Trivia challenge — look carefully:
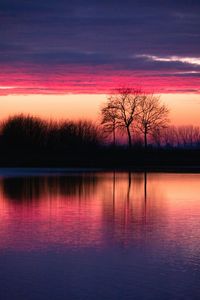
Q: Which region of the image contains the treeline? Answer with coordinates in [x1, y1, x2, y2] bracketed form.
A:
[159, 126, 200, 148]
[0, 114, 200, 168]
[0, 115, 100, 152]
[0, 115, 102, 166]
[1, 115, 200, 151]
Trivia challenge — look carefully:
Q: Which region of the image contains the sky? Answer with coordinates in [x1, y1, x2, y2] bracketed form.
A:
[0, 0, 200, 125]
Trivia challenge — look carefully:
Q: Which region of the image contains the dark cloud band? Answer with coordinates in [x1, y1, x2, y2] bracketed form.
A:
[0, 0, 200, 94]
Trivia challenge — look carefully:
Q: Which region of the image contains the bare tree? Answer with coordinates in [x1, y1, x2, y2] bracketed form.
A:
[101, 101, 119, 146]
[137, 94, 169, 148]
[101, 87, 142, 148]
[162, 126, 177, 147]
[176, 126, 200, 147]
[160, 125, 200, 148]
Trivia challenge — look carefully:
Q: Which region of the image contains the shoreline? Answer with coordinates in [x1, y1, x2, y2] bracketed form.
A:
[1, 165, 200, 177]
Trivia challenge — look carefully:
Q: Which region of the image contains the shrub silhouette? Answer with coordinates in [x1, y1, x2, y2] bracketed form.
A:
[45, 120, 100, 152]
[1, 115, 48, 152]
[0, 115, 100, 156]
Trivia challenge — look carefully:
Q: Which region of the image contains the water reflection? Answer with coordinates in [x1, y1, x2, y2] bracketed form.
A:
[0, 172, 200, 253]
[1, 174, 98, 202]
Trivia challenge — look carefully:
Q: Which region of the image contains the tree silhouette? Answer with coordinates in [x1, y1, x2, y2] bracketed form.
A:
[101, 87, 142, 148]
[1, 114, 48, 151]
[101, 100, 119, 146]
[137, 94, 169, 148]
[161, 125, 200, 148]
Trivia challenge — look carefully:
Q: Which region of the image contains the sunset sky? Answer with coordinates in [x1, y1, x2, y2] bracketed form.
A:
[0, 0, 200, 125]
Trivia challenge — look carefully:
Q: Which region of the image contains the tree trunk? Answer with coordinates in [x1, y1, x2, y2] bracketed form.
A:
[113, 128, 116, 146]
[127, 126, 132, 148]
[112, 120, 116, 147]
[144, 126, 147, 149]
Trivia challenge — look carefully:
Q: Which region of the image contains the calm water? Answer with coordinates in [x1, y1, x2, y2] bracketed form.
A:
[0, 171, 200, 300]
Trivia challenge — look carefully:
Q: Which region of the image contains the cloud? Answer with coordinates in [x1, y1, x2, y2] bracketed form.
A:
[0, 65, 200, 95]
[137, 55, 200, 66]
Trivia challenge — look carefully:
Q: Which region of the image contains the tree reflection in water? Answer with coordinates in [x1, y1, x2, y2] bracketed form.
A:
[1, 172, 199, 251]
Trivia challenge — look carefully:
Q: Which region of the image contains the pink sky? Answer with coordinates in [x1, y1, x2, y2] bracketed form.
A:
[1, 0, 200, 128]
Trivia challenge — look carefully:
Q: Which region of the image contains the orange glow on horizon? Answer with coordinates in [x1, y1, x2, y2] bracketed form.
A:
[0, 94, 102, 122]
[0, 93, 200, 126]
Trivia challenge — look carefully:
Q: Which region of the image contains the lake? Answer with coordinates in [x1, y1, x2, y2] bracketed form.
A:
[0, 171, 200, 300]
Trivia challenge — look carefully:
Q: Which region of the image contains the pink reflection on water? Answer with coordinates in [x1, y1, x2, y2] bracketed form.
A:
[0, 173, 200, 253]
